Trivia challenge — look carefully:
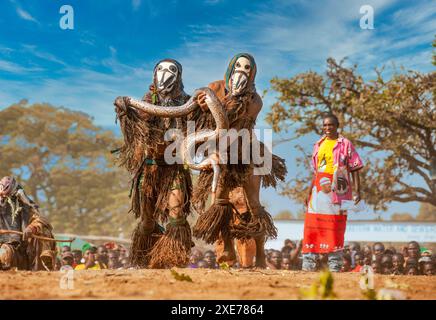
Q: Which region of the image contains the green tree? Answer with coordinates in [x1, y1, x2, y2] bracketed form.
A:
[266, 54, 436, 211]
[0, 100, 134, 236]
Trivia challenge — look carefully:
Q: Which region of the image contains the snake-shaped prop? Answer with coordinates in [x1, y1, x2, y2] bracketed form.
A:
[114, 87, 229, 193]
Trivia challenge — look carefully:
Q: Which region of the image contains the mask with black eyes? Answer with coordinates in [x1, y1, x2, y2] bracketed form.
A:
[154, 61, 179, 94]
[229, 56, 252, 96]
[0, 176, 17, 206]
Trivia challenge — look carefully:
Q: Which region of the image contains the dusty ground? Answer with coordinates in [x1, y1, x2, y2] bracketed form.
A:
[0, 269, 434, 300]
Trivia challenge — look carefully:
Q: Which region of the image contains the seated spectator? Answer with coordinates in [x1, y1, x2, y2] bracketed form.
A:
[372, 242, 385, 261]
[381, 254, 393, 275]
[386, 246, 397, 255]
[343, 244, 351, 256]
[421, 249, 432, 258]
[422, 260, 434, 276]
[203, 250, 218, 269]
[281, 246, 292, 256]
[103, 241, 117, 250]
[118, 245, 129, 260]
[349, 241, 361, 253]
[71, 250, 83, 267]
[318, 253, 329, 270]
[349, 242, 361, 267]
[405, 257, 419, 267]
[405, 257, 419, 275]
[392, 253, 405, 275]
[96, 245, 109, 269]
[61, 252, 74, 268]
[188, 254, 201, 268]
[284, 239, 296, 250]
[75, 249, 101, 270]
[289, 240, 303, 270]
[266, 249, 275, 261]
[108, 250, 121, 269]
[341, 254, 352, 272]
[384, 248, 395, 256]
[191, 248, 204, 261]
[418, 256, 432, 273]
[351, 252, 364, 272]
[363, 255, 371, 267]
[371, 260, 381, 274]
[281, 257, 292, 270]
[405, 264, 419, 275]
[403, 241, 421, 263]
[61, 245, 71, 255]
[120, 258, 130, 269]
[363, 245, 372, 259]
[266, 250, 282, 270]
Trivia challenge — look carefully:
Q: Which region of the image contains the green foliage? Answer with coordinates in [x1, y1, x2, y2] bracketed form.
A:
[219, 262, 230, 270]
[170, 269, 193, 282]
[299, 269, 336, 299]
[266, 52, 436, 210]
[0, 101, 135, 236]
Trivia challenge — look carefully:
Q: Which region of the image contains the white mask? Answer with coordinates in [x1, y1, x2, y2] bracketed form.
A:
[155, 61, 178, 93]
[230, 57, 251, 96]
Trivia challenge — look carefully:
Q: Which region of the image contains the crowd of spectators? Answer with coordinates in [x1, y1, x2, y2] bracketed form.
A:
[56, 242, 130, 271]
[55, 240, 435, 275]
[186, 240, 435, 276]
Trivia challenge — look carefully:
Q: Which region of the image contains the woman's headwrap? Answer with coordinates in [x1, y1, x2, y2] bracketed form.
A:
[152, 58, 185, 97]
[224, 53, 257, 96]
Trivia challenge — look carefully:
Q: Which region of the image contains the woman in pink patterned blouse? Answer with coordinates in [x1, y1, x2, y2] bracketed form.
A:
[302, 114, 364, 272]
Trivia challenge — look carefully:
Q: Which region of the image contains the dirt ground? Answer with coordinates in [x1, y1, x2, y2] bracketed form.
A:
[0, 269, 434, 300]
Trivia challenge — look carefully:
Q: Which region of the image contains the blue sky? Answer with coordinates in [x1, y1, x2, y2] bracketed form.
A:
[0, 0, 435, 219]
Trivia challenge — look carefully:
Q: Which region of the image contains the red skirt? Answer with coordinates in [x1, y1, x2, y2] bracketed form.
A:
[302, 172, 347, 254]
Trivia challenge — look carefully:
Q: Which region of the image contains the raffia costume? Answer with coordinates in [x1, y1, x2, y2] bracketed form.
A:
[191, 54, 287, 264]
[0, 178, 56, 271]
[114, 59, 193, 268]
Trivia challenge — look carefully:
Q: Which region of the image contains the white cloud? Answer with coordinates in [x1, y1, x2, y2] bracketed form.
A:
[0, 52, 153, 126]
[0, 46, 14, 55]
[21, 44, 67, 66]
[0, 59, 43, 74]
[16, 7, 38, 23]
[176, 0, 434, 92]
